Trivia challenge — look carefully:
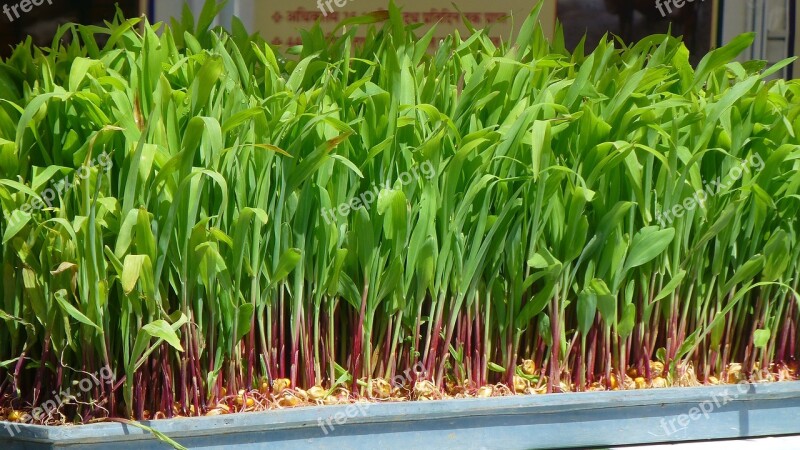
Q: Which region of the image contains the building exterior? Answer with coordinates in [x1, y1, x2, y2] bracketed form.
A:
[151, 1, 796, 77]
[0, 1, 796, 78]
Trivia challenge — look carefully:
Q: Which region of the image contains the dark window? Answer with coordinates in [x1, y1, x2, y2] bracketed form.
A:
[558, 0, 713, 63]
[1, 0, 140, 57]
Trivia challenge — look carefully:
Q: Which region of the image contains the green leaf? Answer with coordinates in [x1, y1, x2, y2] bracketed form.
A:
[54, 290, 102, 332]
[270, 248, 302, 286]
[691, 33, 755, 90]
[236, 303, 255, 341]
[487, 362, 506, 373]
[653, 269, 687, 303]
[121, 255, 153, 295]
[623, 226, 675, 272]
[577, 288, 597, 336]
[618, 304, 636, 339]
[753, 329, 770, 349]
[722, 254, 765, 293]
[591, 279, 616, 325]
[2, 211, 31, 244]
[142, 320, 184, 352]
[763, 230, 790, 281]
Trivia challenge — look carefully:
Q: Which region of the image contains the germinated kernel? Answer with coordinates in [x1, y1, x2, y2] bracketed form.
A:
[651, 377, 667, 388]
[272, 378, 291, 394]
[587, 382, 605, 392]
[622, 376, 636, 390]
[293, 388, 309, 402]
[370, 378, 392, 399]
[649, 361, 664, 377]
[634, 377, 647, 389]
[215, 403, 230, 412]
[512, 375, 529, 393]
[278, 393, 301, 407]
[234, 390, 250, 408]
[609, 373, 619, 390]
[307, 385, 327, 401]
[476, 385, 494, 397]
[726, 363, 744, 384]
[413, 380, 436, 398]
[521, 359, 536, 376]
[787, 360, 798, 376]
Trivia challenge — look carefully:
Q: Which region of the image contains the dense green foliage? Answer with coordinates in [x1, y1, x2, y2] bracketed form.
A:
[0, 1, 798, 422]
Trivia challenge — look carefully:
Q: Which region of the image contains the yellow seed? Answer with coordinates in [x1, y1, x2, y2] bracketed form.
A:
[234, 390, 246, 408]
[8, 410, 23, 422]
[787, 360, 798, 376]
[272, 378, 291, 394]
[634, 377, 647, 389]
[651, 377, 667, 388]
[726, 363, 744, 384]
[707, 376, 720, 385]
[609, 373, 619, 390]
[413, 380, 436, 397]
[513, 375, 529, 393]
[307, 386, 327, 401]
[521, 360, 536, 376]
[476, 386, 494, 397]
[650, 361, 664, 377]
[279, 393, 300, 407]
[294, 388, 309, 401]
[371, 378, 391, 399]
[622, 375, 637, 390]
[205, 408, 225, 416]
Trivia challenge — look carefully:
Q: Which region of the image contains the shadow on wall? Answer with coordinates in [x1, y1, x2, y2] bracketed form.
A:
[0, 0, 139, 58]
[558, 0, 712, 64]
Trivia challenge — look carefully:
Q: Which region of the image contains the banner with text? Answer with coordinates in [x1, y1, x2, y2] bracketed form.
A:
[257, 0, 556, 49]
